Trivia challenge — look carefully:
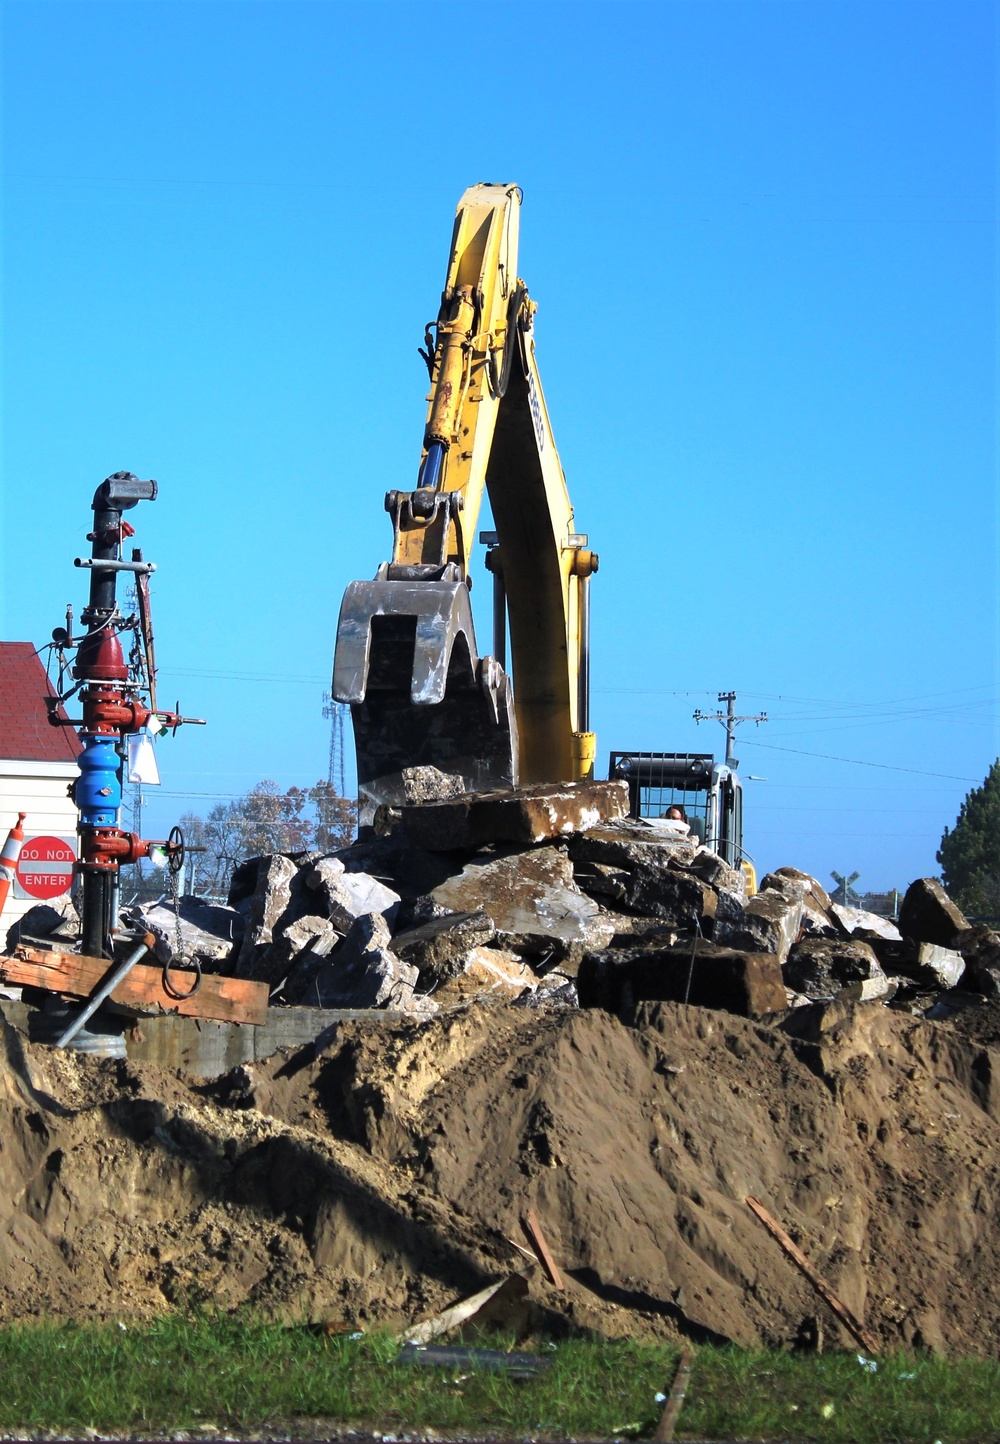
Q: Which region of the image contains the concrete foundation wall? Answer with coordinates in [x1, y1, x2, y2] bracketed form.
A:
[0, 1001, 391, 1077]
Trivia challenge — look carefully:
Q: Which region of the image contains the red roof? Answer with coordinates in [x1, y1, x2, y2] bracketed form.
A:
[0, 643, 80, 763]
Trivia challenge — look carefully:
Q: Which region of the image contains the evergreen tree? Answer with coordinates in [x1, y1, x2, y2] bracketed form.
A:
[937, 759, 1000, 915]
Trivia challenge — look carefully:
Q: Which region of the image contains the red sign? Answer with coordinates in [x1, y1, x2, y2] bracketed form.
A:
[16, 835, 76, 900]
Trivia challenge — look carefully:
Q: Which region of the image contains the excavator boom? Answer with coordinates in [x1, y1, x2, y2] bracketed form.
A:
[333, 184, 597, 819]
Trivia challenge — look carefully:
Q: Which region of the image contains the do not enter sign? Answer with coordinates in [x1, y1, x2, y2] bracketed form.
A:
[15, 835, 76, 900]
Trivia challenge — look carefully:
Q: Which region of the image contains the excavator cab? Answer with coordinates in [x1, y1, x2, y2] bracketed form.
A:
[608, 752, 753, 880]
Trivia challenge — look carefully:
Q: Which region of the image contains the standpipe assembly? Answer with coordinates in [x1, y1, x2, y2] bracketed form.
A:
[47, 473, 204, 959]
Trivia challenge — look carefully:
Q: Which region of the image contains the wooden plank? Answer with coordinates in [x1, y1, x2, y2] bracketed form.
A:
[1, 946, 267, 1026]
[397, 1275, 525, 1346]
[653, 1346, 694, 1443]
[522, 1208, 564, 1290]
[745, 1195, 879, 1354]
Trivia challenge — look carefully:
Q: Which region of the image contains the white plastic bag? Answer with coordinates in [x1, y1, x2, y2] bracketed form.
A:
[126, 731, 161, 785]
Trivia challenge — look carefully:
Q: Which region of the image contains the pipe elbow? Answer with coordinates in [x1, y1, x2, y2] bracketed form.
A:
[93, 472, 158, 513]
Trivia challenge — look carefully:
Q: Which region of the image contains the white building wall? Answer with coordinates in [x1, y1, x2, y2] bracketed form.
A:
[0, 759, 79, 930]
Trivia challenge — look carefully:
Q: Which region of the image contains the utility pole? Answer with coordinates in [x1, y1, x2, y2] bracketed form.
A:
[693, 691, 768, 769]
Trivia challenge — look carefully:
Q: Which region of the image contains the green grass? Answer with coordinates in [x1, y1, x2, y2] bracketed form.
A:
[0, 1315, 996, 1440]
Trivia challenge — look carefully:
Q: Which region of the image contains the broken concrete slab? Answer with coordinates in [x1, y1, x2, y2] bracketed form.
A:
[569, 823, 705, 921]
[682, 849, 747, 899]
[234, 912, 339, 993]
[955, 923, 1000, 967]
[913, 942, 965, 991]
[276, 915, 343, 1003]
[234, 855, 298, 977]
[334, 833, 464, 901]
[759, 871, 811, 903]
[313, 912, 420, 1010]
[515, 977, 579, 1009]
[392, 911, 495, 984]
[571, 859, 633, 906]
[800, 901, 839, 938]
[898, 877, 971, 948]
[128, 897, 243, 966]
[949, 924, 1000, 996]
[5, 898, 79, 954]
[396, 780, 629, 852]
[579, 939, 788, 1017]
[772, 867, 834, 913]
[962, 966, 1000, 1000]
[717, 889, 803, 967]
[429, 946, 535, 1006]
[856, 974, 895, 1001]
[570, 817, 697, 866]
[784, 937, 885, 1000]
[306, 858, 400, 932]
[399, 765, 468, 804]
[829, 903, 902, 943]
[430, 846, 614, 960]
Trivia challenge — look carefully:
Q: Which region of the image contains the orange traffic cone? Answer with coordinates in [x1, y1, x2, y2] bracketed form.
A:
[0, 813, 27, 922]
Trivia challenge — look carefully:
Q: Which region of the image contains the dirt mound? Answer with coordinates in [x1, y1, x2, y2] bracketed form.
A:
[0, 1000, 998, 1354]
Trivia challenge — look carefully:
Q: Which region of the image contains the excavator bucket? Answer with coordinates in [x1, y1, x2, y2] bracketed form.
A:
[333, 566, 517, 823]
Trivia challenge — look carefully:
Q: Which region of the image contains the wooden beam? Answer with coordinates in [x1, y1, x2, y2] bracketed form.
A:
[745, 1195, 879, 1354]
[2, 945, 267, 1026]
[653, 1346, 694, 1443]
[521, 1208, 564, 1290]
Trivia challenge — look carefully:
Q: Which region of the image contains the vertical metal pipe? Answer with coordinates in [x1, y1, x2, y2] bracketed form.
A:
[81, 872, 109, 958]
[492, 561, 507, 669]
[578, 574, 591, 733]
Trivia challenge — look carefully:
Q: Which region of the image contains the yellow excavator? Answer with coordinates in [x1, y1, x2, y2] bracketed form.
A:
[333, 183, 597, 822]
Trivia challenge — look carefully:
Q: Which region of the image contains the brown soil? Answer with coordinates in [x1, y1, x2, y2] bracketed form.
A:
[0, 998, 998, 1355]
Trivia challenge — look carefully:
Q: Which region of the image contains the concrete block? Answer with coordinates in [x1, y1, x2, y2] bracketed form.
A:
[898, 877, 970, 948]
[578, 940, 788, 1017]
[718, 889, 803, 966]
[398, 780, 629, 851]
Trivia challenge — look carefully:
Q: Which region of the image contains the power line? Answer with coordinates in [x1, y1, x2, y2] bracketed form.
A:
[739, 738, 979, 782]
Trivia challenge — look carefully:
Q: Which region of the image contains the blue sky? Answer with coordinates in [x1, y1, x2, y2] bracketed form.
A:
[2, 0, 997, 891]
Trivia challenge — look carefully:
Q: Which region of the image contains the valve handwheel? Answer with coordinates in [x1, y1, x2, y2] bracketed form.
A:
[167, 825, 185, 874]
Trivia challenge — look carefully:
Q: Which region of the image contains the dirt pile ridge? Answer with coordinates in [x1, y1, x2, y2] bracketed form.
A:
[0, 996, 998, 1355]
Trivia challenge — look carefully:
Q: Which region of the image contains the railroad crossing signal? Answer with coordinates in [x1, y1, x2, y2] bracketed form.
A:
[830, 870, 861, 906]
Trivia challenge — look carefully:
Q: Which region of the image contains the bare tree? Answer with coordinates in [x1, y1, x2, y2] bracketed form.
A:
[178, 781, 356, 899]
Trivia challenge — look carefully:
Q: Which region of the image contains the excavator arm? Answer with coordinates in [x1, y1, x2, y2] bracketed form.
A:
[333, 184, 597, 819]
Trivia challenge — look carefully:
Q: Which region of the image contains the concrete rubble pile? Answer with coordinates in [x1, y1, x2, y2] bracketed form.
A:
[24, 773, 985, 1027]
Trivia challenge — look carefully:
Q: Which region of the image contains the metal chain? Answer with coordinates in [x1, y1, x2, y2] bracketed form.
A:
[161, 844, 201, 999]
[167, 853, 184, 959]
